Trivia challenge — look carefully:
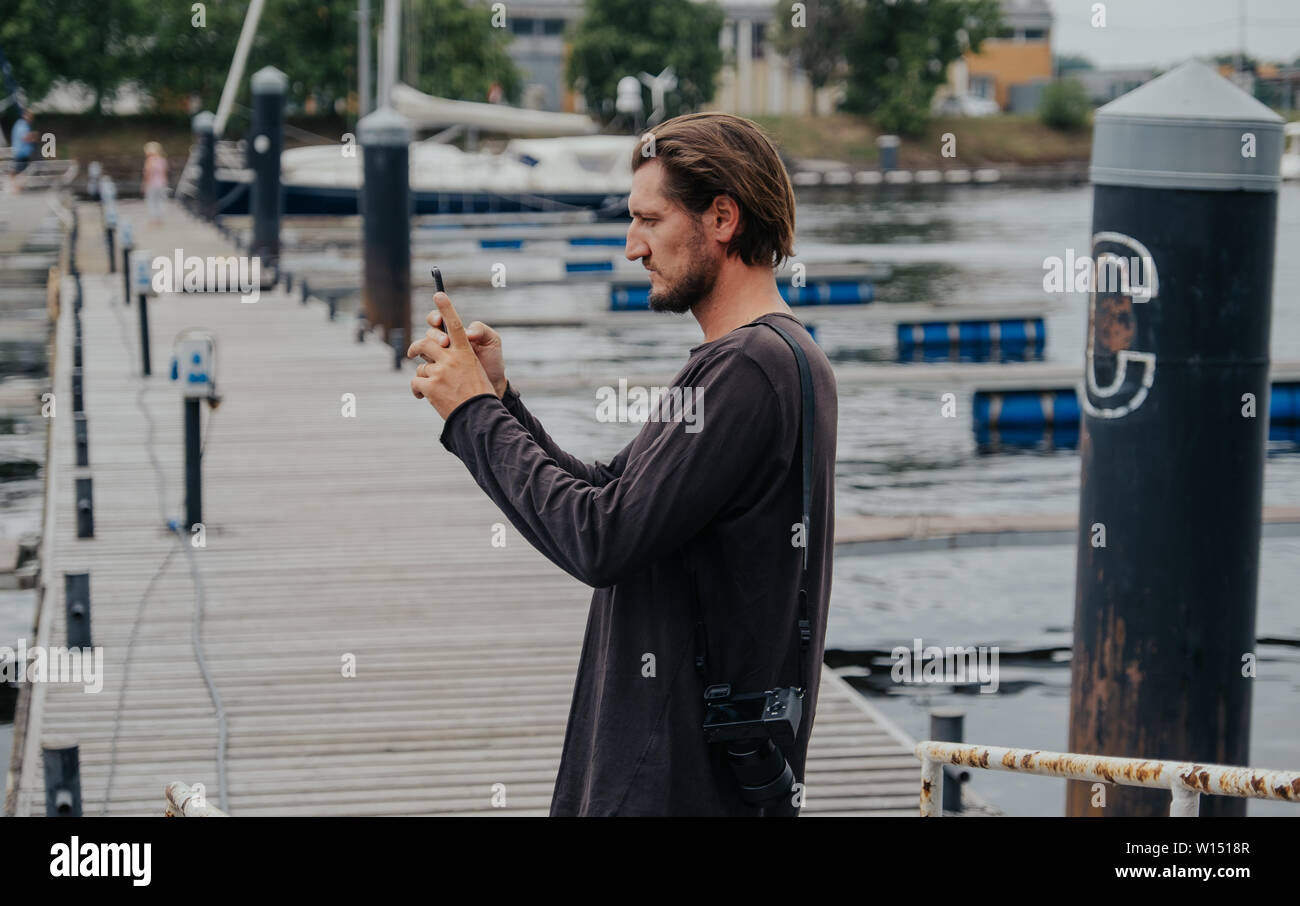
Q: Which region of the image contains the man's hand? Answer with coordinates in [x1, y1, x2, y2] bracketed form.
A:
[420, 303, 508, 398]
[408, 292, 498, 419]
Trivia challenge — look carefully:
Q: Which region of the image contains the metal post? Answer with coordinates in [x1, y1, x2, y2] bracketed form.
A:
[919, 754, 943, 817]
[75, 477, 93, 538]
[42, 741, 82, 816]
[358, 107, 412, 362]
[74, 412, 88, 467]
[185, 397, 202, 528]
[930, 709, 967, 813]
[250, 67, 286, 281]
[64, 573, 91, 648]
[71, 367, 83, 413]
[1068, 61, 1283, 817]
[193, 111, 217, 220]
[102, 180, 117, 273]
[877, 135, 899, 172]
[138, 293, 151, 376]
[120, 220, 133, 306]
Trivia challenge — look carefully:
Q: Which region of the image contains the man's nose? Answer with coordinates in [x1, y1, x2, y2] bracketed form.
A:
[626, 228, 648, 262]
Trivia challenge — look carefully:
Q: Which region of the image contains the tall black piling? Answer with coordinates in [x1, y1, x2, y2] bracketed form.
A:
[193, 111, 217, 220]
[358, 107, 412, 364]
[1067, 61, 1283, 817]
[249, 66, 286, 281]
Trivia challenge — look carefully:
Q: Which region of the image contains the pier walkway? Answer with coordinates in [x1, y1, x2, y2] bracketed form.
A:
[7, 197, 992, 816]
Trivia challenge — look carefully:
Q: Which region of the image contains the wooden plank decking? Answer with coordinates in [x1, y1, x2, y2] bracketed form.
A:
[7, 196, 979, 816]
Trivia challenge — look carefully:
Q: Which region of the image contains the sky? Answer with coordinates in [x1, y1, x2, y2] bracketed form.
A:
[1046, 0, 1300, 69]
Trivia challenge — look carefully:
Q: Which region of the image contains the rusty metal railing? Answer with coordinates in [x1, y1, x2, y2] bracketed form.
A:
[163, 782, 228, 817]
[915, 741, 1300, 817]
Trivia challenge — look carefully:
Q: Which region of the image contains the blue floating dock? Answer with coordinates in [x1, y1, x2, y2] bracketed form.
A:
[898, 318, 1045, 363]
[974, 381, 1300, 448]
[610, 279, 874, 311]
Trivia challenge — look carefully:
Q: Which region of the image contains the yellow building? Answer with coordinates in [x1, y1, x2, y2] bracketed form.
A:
[947, 0, 1054, 112]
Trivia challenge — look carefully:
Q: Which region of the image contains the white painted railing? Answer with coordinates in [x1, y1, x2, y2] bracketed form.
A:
[916, 741, 1300, 816]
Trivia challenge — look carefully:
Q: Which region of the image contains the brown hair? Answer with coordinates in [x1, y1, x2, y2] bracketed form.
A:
[630, 113, 796, 270]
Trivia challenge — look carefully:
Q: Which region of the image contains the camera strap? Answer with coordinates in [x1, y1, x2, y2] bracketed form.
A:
[692, 319, 814, 696]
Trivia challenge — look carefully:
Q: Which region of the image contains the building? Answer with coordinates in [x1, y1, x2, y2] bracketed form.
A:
[500, 0, 838, 117]
[943, 0, 1053, 112]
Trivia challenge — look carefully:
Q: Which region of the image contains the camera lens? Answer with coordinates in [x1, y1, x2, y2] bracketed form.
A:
[725, 737, 795, 809]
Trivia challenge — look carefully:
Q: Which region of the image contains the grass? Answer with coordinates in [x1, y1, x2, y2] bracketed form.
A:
[752, 112, 1094, 167]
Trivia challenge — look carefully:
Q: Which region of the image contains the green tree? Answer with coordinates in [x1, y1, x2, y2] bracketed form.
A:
[407, 0, 522, 105]
[1054, 54, 1095, 75]
[1039, 77, 1090, 130]
[768, 0, 856, 114]
[0, 0, 149, 114]
[566, 0, 725, 124]
[841, 0, 1002, 136]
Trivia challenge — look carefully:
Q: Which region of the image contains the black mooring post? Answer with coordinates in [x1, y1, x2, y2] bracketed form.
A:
[74, 412, 88, 467]
[358, 107, 412, 364]
[75, 477, 93, 539]
[250, 66, 287, 282]
[43, 741, 82, 816]
[930, 709, 967, 813]
[138, 292, 151, 376]
[185, 397, 202, 529]
[1067, 61, 1282, 818]
[64, 572, 91, 648]
[193, 111, 217, 221]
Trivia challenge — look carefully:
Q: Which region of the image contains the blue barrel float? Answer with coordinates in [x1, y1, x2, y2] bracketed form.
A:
[975, 381, 1300, 448]
[897, 317, 1045, 363]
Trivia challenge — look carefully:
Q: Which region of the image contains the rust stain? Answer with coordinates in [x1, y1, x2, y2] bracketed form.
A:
[1095, 292, 1135, 353]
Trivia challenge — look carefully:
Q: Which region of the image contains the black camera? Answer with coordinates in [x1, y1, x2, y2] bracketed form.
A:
[702, 684, 803, 814]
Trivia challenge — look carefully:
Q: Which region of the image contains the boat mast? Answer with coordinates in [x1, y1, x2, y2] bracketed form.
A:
[358, 0, 372, 118]
[379, 0, 401, 109]
[214, 0, 268, 137]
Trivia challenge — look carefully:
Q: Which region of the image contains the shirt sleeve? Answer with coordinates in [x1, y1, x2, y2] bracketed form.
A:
[439, 351, 782, 589]
[499, 381, 631, 487]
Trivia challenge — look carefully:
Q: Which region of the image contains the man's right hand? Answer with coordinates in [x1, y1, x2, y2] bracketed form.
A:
[424, 300, 508, 398]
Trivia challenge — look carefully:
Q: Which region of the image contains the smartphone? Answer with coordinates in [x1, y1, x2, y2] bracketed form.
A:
[431, 267, 445, 294]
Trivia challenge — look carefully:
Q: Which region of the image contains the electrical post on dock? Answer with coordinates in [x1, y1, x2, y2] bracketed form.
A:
[119, 219, 133, 307]
[130, 248, 155, 376]
[170, 331, 219, 532]
[1068, 61, 1283, 817]
[100, 177, 117, 272]
[358, 106, 413, 368]
[249, 66, 286, 286]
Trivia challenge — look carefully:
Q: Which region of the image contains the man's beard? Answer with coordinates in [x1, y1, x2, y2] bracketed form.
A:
[647, 229, 720, 314]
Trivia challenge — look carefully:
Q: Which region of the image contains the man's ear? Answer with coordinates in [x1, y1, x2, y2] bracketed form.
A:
[710, 195, 743, 241]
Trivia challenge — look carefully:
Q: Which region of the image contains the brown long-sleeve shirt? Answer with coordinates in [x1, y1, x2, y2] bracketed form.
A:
[438, 311, 837, 816]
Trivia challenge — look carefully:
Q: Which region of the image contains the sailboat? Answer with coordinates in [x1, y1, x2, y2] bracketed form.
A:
[203, 0, 636, 218]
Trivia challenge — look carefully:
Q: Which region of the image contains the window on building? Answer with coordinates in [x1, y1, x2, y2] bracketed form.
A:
[542, 18, 565, 36]
[1023, 28, 1045, 40]
[971, 76, 994, 99]
[509, 17, 534, 35]
[753, 22, 766, 59]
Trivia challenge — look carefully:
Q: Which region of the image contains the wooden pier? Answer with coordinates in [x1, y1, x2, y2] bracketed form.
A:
[6, 196, 992, 817]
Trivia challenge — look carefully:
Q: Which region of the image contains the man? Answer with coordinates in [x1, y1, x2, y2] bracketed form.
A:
[407, 112, 837, 816]
[9, 109, 34, 192]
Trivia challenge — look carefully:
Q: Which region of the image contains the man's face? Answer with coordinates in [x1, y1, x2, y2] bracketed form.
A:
[625, 160, 722, 314]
